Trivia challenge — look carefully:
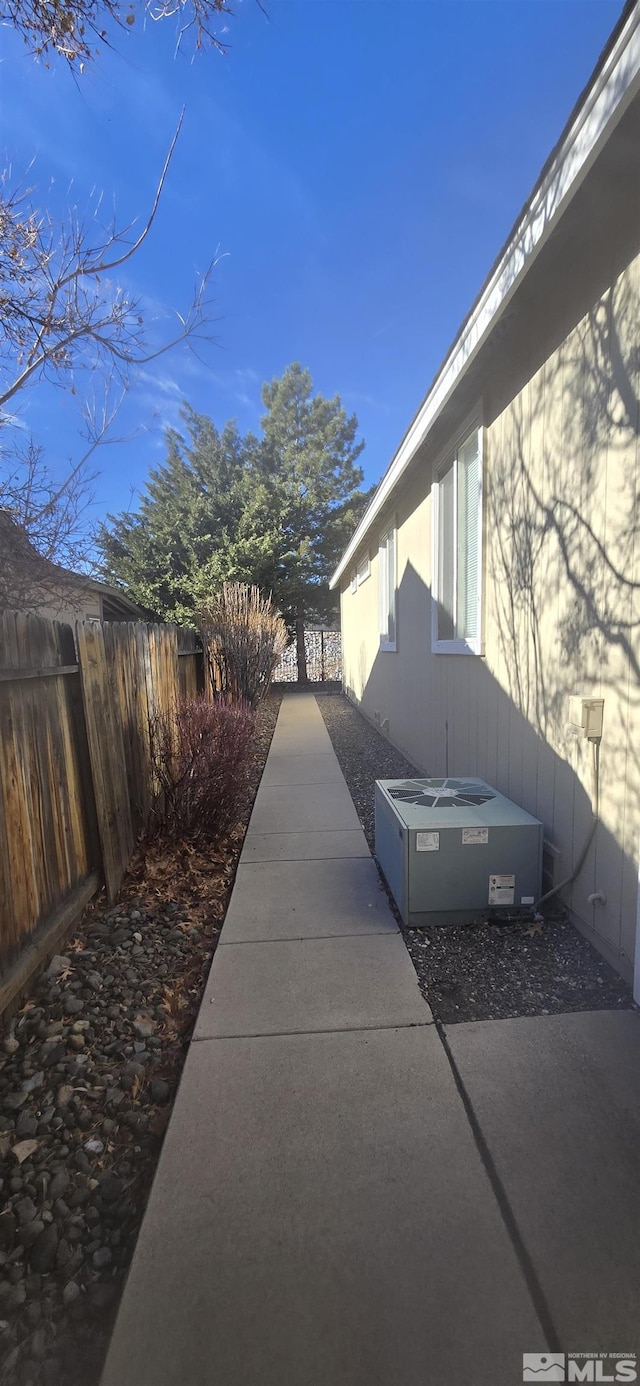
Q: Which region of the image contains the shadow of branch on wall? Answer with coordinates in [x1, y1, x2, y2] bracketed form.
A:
[345, 549, 639, 982]
[344, 261, 640, 981]
[488, 269, 640, 739]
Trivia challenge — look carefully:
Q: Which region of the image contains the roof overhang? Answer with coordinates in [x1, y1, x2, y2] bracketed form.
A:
[87, 580, 146, 618]
[330, 0, 640, 590]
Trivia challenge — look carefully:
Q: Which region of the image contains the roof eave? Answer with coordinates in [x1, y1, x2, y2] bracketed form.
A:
[330, 0, 640, 590]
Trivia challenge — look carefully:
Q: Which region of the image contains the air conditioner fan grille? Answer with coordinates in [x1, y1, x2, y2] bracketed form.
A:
[387, 779, 496, 809]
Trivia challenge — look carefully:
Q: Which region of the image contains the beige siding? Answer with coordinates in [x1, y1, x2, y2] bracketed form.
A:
[12, 585, 103, 626]
[342, 245, 640, 984]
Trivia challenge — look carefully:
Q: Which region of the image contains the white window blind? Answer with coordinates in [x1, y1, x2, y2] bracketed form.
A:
[379, 528, 396, 648]
[437, 461, 455, 642]
[434, 428, 482, 651]
[357, 557, 370, 586]
[457, 432, 480, 639]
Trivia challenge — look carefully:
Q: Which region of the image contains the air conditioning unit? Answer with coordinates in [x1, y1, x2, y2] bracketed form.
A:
[375, 777, 543, 926]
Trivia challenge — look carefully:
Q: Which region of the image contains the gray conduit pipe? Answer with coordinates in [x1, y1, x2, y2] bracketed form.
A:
[533, 740, 600, 915]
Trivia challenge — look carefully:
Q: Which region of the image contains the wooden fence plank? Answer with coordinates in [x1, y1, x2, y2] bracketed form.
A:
[0, 612, 40, 953]
[177, 626, 202, 698]
[76, 621, 134, 903]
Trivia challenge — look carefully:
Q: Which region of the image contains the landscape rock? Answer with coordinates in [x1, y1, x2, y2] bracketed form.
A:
[83, 1139, 104, 1156]
[19, 1220, 46, 1249]
[21, 1071, 44, 1094]
[91, 1247, 112, 1269]
[15, 1197, 37, 1225]
[43, 1043, 66, 1068]
[44, 956, 71, 979]
[132, 1015, 154, 1039]
[150, 1079, 170, 1104]
[11, 1139, 39, 1165]
[49, 1170, 70, 1201]
[16, 1112, 38, 1138]
[29, 1225, 58, 1274]
[3, 1091, 28, 1111]
[62, 1281, 80, 1308]
[98, 1175, 123, 1204]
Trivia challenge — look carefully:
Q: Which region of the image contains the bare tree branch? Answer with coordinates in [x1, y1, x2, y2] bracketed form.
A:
[0, 119, 218, 413]
[0, 0, 235, 65]
[0, 117, 219, 609]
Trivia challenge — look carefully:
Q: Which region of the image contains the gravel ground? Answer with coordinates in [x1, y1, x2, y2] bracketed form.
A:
[0, 695, 281, 1386]
[317, 691, 418, 848]
[319, 694, 634, 1025]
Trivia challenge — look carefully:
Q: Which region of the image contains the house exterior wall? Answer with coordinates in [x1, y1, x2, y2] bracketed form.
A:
[341, 240, 640, 984]
[9, 584, 143, 626]
[33, 588, 103, 625]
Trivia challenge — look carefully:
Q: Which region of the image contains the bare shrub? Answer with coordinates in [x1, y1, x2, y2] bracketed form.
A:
[198, 582, 288, 708]
[148, 695, 256, 843]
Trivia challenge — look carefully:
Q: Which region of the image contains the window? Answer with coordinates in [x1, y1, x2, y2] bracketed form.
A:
[432, 427, 482, 653]
[378, 526, 396, 650]
[357, 556, 370, 586]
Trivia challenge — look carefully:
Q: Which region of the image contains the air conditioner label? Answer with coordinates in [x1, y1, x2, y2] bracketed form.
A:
[489, 874, 515, 905]
[462, 827, 488, 845]
[416, 831, 439, 852]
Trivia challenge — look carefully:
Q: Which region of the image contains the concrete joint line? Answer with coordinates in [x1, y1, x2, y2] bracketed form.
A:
[244, 830, 363, 838]
[241, 854, 369, 863]
[192, 1019, 435, 1042]
[217, 931, 399, 946]
[259, 780, 342, 787]
[436, 1019, 562, 1353]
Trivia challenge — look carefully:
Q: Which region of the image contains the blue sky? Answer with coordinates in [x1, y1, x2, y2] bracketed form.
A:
[0, 0, 623, 531]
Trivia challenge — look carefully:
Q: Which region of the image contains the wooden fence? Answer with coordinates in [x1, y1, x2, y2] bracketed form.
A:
[0, 611, 206, 1012]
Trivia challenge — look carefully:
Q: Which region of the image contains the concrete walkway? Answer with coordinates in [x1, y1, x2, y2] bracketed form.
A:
[102, 693, 640, 1386]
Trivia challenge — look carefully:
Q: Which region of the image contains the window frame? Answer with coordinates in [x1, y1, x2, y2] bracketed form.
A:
[431, 419, 484, 656]
[378, 523, 397, 652]
[356, 556, 371, 587]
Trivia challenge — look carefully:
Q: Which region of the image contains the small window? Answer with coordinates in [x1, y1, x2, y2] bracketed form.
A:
[357, 557, 370, 586]
[350, 569, 357, 594]
[432, 427, 482, 654]
[378, 526, 396, 650]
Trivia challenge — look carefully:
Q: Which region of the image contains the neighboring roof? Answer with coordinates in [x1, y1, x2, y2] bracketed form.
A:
[330, 0, 640, 590]
[0, 511, 145, 619]
[0, 509, 67, 604]
[83, 579, 146, 620]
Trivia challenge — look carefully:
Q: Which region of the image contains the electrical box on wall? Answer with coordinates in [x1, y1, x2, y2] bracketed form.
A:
[567, 697, 604, 741]
[375, 777, 543, 926]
